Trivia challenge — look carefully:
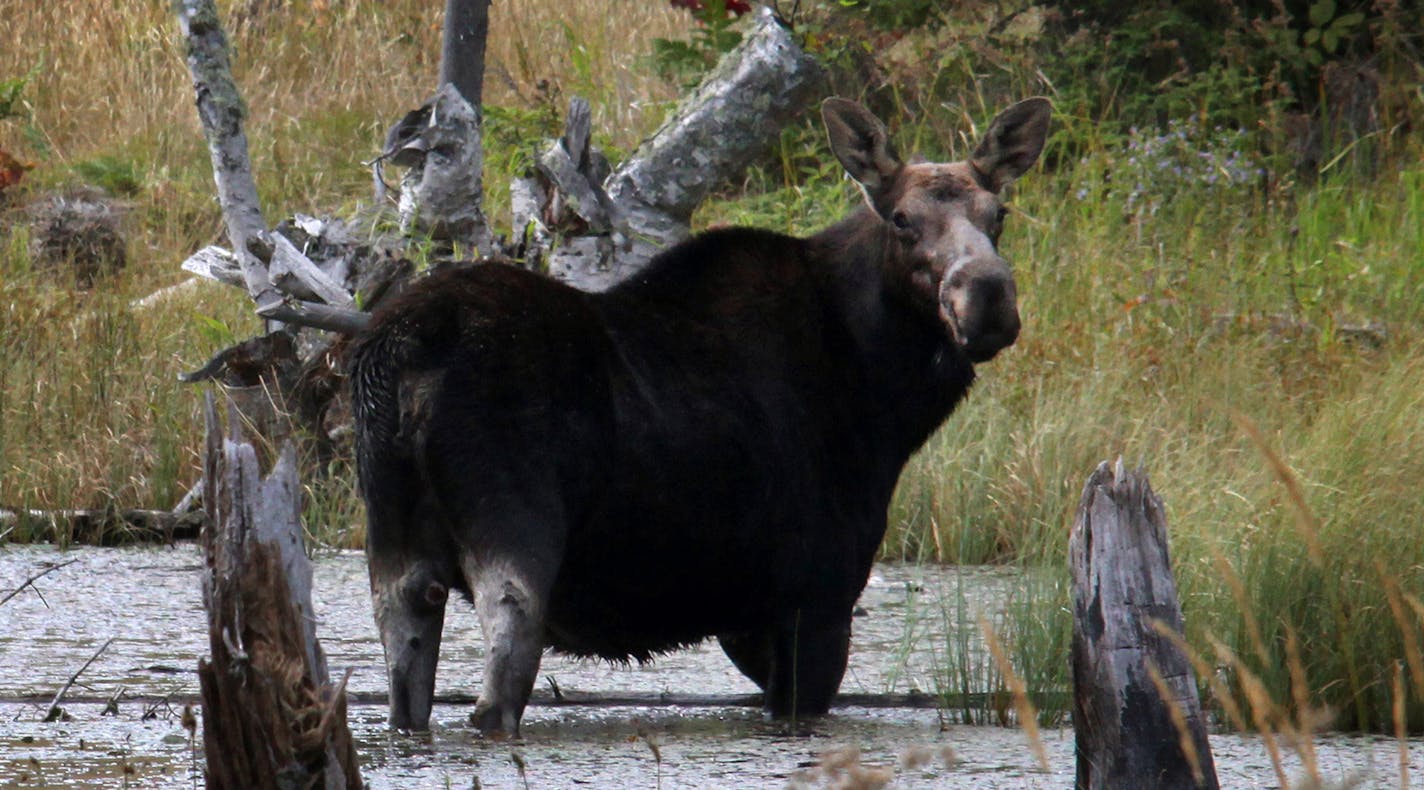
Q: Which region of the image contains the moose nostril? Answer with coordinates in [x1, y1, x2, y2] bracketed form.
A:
[972, 276, 1009, 307]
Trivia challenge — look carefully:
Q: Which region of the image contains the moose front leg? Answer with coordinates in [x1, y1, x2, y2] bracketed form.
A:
[763, 610, 852, 718]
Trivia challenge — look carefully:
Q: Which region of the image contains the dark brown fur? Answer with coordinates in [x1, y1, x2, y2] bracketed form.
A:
[351, 98, 1051, 735]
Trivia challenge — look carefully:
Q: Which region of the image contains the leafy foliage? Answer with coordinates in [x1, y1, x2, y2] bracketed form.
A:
[651, 0, 750, 85]
[72, 155, 143, 197]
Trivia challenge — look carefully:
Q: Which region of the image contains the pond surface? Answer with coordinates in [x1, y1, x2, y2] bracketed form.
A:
[1, 545, 1418, 788]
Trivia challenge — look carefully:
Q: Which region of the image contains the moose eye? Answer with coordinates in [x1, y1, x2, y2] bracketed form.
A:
[891, 211, 911, 231]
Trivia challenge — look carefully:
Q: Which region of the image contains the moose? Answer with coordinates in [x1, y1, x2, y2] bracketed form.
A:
[350, 96, 1051, 735]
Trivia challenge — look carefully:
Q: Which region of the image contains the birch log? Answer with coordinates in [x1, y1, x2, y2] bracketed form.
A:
[176, 0, 281, 316]
[540, 7, 825, 290]
[197, 394, 360, 789]
[1070, 459, 1218, 790]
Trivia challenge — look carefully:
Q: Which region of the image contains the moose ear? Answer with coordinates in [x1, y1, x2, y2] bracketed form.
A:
[822, 98, 902, 197]
[971, 97, 1052, 192]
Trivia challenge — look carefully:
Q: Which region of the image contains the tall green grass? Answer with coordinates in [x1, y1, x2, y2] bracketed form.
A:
[877, 99, 1424, 732]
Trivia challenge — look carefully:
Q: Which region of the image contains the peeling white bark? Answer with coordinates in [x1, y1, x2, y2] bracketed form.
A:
[390, 83, 491, 251]
[535, 8, 825, 291]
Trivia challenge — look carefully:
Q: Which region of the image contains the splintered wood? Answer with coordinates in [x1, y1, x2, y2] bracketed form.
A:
[197, 394, 360, 790]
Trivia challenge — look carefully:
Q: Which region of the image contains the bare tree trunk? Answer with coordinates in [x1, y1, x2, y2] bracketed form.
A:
[176, 0, 278, 315]
[440, 0, 490, 108]
[197, 394, 360, 790]
[1070, 459, 1218, 790]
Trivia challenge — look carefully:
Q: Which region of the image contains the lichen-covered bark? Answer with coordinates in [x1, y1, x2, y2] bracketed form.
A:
[1070, 460, 1218, 790]
[546, 8, 825, 290]
[176, 0, 279, 314]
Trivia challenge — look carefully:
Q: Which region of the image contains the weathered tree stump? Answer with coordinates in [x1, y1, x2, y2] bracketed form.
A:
[1070, 459, 1218, 789]
[197, 393, 360, 789]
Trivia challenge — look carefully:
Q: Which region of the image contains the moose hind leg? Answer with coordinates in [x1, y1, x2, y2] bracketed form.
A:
[465, 555, 554, 736]
[763, 612, 852, 717]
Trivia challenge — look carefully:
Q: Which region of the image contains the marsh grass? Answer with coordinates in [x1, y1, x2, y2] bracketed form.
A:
[0, 0, 685, 543]
[885, 119, 1424, 733]
[2, 0, 1422, 740]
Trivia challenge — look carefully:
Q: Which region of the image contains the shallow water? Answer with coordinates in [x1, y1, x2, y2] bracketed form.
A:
[1, 545, 1419, 787]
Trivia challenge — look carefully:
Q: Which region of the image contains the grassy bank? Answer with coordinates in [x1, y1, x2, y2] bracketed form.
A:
[3, 0, 1423, 735]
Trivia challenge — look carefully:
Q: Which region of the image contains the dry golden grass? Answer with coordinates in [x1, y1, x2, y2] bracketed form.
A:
[2, 0, 682, 165]
[0, 0, 689, 530]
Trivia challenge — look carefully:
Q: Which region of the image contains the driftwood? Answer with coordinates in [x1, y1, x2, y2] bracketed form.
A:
[0, 508, 205, 545]
[521, 7, 826, 290]
[197, 394, 360, 789]
[1070, 460, 1218, 789]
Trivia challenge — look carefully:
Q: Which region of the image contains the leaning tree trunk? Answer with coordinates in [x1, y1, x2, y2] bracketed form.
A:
[177, 0, 372, 334]
[517, 7, 826, 290]
[176, 0, 277, 316]
[1070, 459, 1218, 790]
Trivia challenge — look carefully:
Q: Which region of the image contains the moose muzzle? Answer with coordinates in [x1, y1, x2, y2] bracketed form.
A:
[938, 253, 1020, 363]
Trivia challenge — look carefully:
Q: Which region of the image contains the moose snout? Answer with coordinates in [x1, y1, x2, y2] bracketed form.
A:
[939, 257, 1020, 363]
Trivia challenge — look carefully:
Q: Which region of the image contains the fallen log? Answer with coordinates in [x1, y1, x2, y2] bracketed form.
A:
[0, 508, 205, 545]
[1070, 459, 1218, 789]
[197, 393, 360, 789]
[522, 7, 826, 290]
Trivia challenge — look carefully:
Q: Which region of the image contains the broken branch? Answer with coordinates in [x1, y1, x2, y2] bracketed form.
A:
[0, 558, 79, 607]
[44, 637, 115, 721]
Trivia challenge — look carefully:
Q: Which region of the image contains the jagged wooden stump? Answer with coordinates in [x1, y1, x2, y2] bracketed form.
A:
[1070, 460, 1218, 789]
[197, 393, 360, 789]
